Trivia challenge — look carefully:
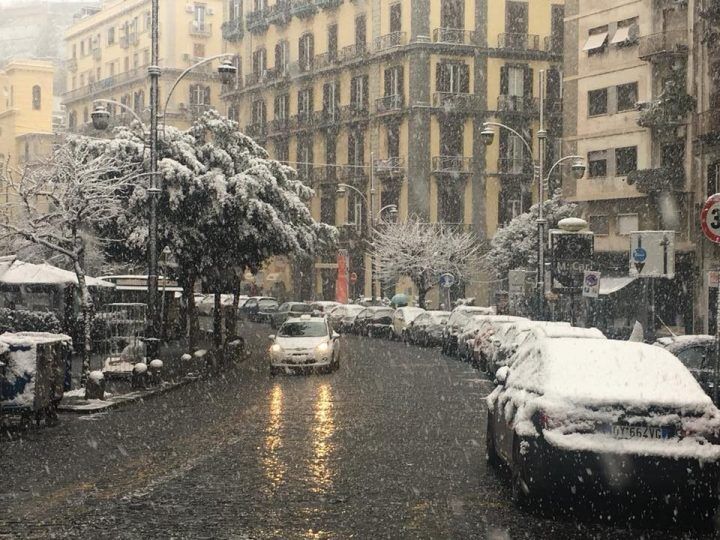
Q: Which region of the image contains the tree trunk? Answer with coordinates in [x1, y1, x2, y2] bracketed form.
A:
[181, 273, 197, 351]
[213, 290, 223, 351]
[73, 259, 93, 386]
[417, 287, 427, 310]
[229, 280, 241, 337]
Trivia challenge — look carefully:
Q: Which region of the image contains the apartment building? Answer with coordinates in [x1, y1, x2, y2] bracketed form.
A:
[221, 0, 564, 302]
[564, 0, 699, 335]
[63, 0, 225, 134]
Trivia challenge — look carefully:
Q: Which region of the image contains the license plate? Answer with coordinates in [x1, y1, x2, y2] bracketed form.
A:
[611, 425, 671, 440]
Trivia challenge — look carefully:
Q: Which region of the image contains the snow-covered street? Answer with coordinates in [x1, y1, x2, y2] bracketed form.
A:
[0, 324, 712, 539]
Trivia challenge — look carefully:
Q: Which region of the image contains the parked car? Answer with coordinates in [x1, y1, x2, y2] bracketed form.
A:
[486, 337, 720, 514]
[488, 321, 572, 376]
[351, 307, 384, 336]
[406, 311, 450, 346]
[468, 316, 528, 370]
[655, 334, 716, 402]
[268, 315, 340, 375]
[330, 304, 364, 333]
[441, 306, 496, 356]
[269, 302, 314, 329]
[392, 307, 425, 340]
[310, 301, 342, 315]
[366, 308, 396, 338]
[240, 297, 278, 322]
[456, 315, 527, 363]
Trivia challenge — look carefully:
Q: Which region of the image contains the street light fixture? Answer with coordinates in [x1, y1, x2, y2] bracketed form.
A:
[480, 124, 495, 146]
[217, 59, 238, 85]
[571, 159, 586, 179]
[90, 104, 111, 131]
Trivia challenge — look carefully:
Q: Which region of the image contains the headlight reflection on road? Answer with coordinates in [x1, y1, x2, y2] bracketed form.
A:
[262, 383, 286, 489]
[310, 383, 335, 494]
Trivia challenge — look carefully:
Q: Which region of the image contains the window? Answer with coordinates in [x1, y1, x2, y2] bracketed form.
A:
[384, 65, 403, 97]
[611, 17, 638, 46]
[189, 84, 211, 106]
[96, 67, 102, 81]
[274, 93, 289, 120]
[320, 186, 336, 225]
[348, 129, 365, 166]
[328, 25, 338, 60]
[322, 81, 339, 116]
[274, 40, 288, 72]
[133, 53, 139, 68]
[227, 104, 239, 122]
[133, 90, 145, 114]
[588, 151, 608, 177]
[83, 106, 89, 124]
[387, 124, 400, 158]
[68, 111, 77, 129]
[436, 62, 469, 94]
[355, 15, 366, 48]
[107, 27, 115, 45]
[588, 88, 608, 116]
[507, 66, 524, 96]
[617, 213, 639, 235]
[143, 11, 151, 31]
[617, 82, 638, 112]
[32, 85, 41, 110]
[583, 25, 609, 55]
[615, 146, 637, 176]
[229, 0, 242, 20]
[297, 88, 313, 119]
[275, 138, 289, 162]
[297, 137, 313, 179]
[588, 215, 609, 235]
[299, 33, 314, 71]
[193, 43, 205, 58]
[72, 44, 77, 58]
[252, 99, 266, 125]
[351, 75, 369, 109]
[390, 3, 402, 33]
[194, 4, 206, 30]
[440, 0, 464, 29]
[252, 48, 266, 76]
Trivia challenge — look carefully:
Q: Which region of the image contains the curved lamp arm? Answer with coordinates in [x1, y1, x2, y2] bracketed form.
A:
[337, 182, 368, 206]
[545, 155, 584, 182]
[161, 53, 235, 134]
[483, 121, 533, 157]
[93, 98, 147, 128]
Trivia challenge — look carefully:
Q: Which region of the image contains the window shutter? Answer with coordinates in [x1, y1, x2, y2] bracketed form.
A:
[523, 67, 534, 97]
[500, 66, 508, 95]
[384, 68, 392, 96]
[323, 83, 330, 112]
[308, 34, 314, 60]
[204, 86, 211, 105]
[299, 37, 305, 66]
[362, 75, 369, 107]
[351, 78, 358, 105]
[436, 63, 444, 93]
[397, 66, 404, 96]
[459, 64, 470, 93]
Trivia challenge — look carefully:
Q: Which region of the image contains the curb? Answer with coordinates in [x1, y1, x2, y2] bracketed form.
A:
[58, 376, 201, 414]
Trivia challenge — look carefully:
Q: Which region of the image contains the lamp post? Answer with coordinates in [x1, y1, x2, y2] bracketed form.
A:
[90, 34, 236, 353]
[481, 70, 586, 319]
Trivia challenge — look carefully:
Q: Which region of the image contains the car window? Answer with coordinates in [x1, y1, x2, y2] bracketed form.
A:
[259, 299, 278, 309]
[676, 346, 707, 370]
[245, 299, 257, 308]
[278, 321, 328, 338]
[291, 304, 313, 313]
[278, 303, 289, 311]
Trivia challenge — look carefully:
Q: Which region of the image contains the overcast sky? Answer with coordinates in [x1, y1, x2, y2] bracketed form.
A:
[0, 0, 100, 6]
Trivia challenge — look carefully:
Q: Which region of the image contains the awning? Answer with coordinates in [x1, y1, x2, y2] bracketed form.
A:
[599, 276, 636, 295]
[610, 26, 631, 45]
[583, 32, 608, 51]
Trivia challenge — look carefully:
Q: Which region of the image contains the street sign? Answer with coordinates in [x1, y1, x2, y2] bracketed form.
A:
[701, 194, 720, 244]
[439, 273, 455, 289]
[628, 231, 675, 278]
[582, 271, 601, 298]
[550, 230, 594, 293]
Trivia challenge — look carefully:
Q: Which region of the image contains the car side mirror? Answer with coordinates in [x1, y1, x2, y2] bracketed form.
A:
[495, 366, 510, 385]
[268, 334, 275, 340]
[332, 332, 339, 339]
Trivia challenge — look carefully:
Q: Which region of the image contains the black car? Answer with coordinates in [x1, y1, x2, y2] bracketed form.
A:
[366, 308, 396, 338]
[655, 335, 716, 402]
[269, 302, 313, 328]
[406, 311, 450, 346]
[240, 297, 278, 322]
[351, 307, 384, 336]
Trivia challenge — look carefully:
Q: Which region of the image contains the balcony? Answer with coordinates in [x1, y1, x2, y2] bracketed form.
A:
[375, 94, 404, 114]
[246, 9, 268, 34]
[297, 165, 317, 184]
[315, 0, 341, 9]
[187, 104, 213, 119]
[626, 166, 685, 193]
[268, 118, 289, 136]
[339, 42, 367, 62]
[341, 103, 369, 122]
[316, 165, 338, 184]
[340, 165, 367, 186]
[374, 156, 404, 177]
[314, 108, 341, 127]
[266, 66, 289, 82]
[291, 0, 317, 18]
[545, 97, 563, 116]
[67, 58, 78, 72]
[189, 21, 212, 37]
[433, 92, 478, 114]
[543, 36, 563, 54]
[244, 122, 267, 139]
[374, 31, 406, 52]
[244, 71, 268, 87]
[432, 156, 472, 176]
[497, 33, 540, 51]
[637, 98, 692, 129]
[221, 19, 244, 41]
[314, 51, 338, 70]
[293, 110, 315, 128]
[638, 30, 688, 61]
[496, 94, 539, 114]
[432, 28, 476, 45]
[298, 58, 314, 73]
[119, 35, 129, 48]
[267, 1, 291, 25]
[695, 110, 720, 140]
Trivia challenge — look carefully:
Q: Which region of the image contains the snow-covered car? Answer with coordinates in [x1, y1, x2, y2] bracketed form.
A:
[456, 315, 527, 364]
[310, 301, 342, 315]
[406, 311, 450, 346]
[392, 307, 425, 339]
[441, 306, 496, 356]
[655, 335, 716, 402]
[366, 307, 396, 338]
[268, 316, 339, 375]
[269, 302, 313, 329]
[469, 316, 528, 371]
[351, 306, 387, 336]
[330, 304, 364, 333]
[488, 320, 572, 376]
[486, 338, 720, 513]
[240, 297, 278, 322]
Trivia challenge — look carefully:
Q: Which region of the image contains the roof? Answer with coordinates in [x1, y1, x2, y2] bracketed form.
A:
[656, 334, 715, 352]
[0, 331, 72, 346]
[510, 338, 711, 409]
[0, 260, 114, 288]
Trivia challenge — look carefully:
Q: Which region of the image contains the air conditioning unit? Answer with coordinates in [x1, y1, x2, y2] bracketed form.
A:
[185, 5, 195, 13]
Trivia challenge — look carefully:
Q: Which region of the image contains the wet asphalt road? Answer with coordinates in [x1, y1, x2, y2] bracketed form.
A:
[0, 323, 716, 539]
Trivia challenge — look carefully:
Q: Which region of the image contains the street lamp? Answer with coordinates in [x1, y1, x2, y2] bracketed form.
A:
[90, 105, 111, 131]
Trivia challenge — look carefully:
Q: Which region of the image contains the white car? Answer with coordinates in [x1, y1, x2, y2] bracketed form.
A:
[392, 306, 425, 339]
[268, 315, 340, 375]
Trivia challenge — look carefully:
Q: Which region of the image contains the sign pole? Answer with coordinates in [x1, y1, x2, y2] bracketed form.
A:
[715, 283, 720, 404]
[700, 194, 720, 405]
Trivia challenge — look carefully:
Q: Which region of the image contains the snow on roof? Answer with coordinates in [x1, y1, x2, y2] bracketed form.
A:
[510, 338, 711, 409]
[0, 261, 114, 288]
[455, 305, 495, 314]
[534, 326, 606, 339]
[0, 331, 72, 345]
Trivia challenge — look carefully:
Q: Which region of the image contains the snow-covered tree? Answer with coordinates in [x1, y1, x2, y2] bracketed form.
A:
[484, 191, 577, 280]
[372, 218, 481, 308]
[0, 141, 140, 383]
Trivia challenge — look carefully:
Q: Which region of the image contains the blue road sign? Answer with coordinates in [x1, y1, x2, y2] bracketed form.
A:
[439, 273, 455, 288]
[632, 247, 647, 263]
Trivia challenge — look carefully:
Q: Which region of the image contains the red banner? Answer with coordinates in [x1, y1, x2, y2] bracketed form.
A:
[335, 250, 349, 303]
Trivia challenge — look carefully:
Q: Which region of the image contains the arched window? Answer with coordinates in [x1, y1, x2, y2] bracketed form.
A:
[32, 85, 41, 110]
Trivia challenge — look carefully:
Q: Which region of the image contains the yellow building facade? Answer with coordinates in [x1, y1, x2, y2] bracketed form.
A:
[221, 0, 564, 304]
[63, 0, 226, 133]
[0, 59, 56, 178]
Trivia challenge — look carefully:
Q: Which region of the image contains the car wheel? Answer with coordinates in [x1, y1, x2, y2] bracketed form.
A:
[486, 412, 501, 470]
[511, 437, 537, 509]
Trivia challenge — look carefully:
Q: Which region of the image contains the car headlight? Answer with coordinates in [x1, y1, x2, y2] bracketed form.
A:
[316, 341, 329, 353]
[270, 343, 282, 353]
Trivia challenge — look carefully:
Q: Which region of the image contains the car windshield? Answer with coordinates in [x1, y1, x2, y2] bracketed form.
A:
[278, 321, 327, 338]
[258, 299, 277, 309]
[290, 304, 313, 312]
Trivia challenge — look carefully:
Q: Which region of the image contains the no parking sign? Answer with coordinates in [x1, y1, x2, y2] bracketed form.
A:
[582, 271, 601, 298]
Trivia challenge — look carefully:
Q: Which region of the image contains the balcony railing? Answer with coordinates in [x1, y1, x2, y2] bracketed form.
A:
[67, 58, 78, 72]
[627, 166, 685, 193]
[638, 30, 689, 61]
[244, 122, 267, 139]
[266, 66, 289, 82]
[298, 57, 314, 72]
[496, 94, 539, 114]
[543, 35, 563, 54]
[291, 0, 317, 18]
[189, 21, 212, 36]
[339, 42, 367, 62]
[315, 0, 341, 9]
[374, 31, 406, 52]
[695, 109, 720, 139]
[374, 156, 404, 176]
[245, 71, 269, 87]
[341, 103, 369, 121]
[432, 156, 472, 175]
[314, 108, 341, 126]
[188, 104, 213, 119]
[375, 94, 404, 114]
[433, 92, 478, 113]
[267, 0, 290, 25]
[221, 19, 244, 41]
[314, 51, 338, 69]
[293, 110, 315, 128]
[268, 117, 289, 135]
[63, 65, 148, 102]
[497, 33, 540, 51]
[432, 27, 476, 45]
[246, 9, 268, 33]
[545, 97, 563, 116]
